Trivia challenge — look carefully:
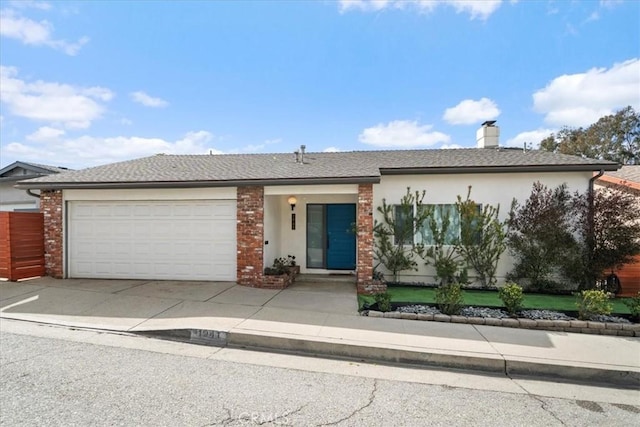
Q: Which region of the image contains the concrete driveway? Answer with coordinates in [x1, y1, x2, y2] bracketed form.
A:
[0, 276, 359, 332]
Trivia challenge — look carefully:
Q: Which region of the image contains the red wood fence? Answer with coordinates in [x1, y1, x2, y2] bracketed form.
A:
[617, 255, 640, 297]
[0, 212, 45, 281]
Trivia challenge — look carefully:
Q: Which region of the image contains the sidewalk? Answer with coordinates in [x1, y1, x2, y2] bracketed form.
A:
[1, 277, 638, 388]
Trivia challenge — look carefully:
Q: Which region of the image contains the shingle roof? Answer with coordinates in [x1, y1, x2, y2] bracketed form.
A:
[0, 161, 71, 180]
[16, 148, 619, 189]
[604, 165, 640, 184]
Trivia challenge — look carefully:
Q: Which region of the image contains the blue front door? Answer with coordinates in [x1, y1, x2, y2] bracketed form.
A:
[326, 204, 356, 270]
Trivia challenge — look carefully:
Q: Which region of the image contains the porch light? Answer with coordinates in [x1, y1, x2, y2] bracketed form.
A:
[287, 196, 297, 211]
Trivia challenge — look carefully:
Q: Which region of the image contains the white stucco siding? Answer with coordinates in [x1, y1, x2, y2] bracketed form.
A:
[373, 171, 593, 284]
[0, 182, 39, 211]
[263, 195, 282, 268]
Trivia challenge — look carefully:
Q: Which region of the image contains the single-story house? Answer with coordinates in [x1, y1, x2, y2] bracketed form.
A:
[0, 161, 70, 212]
[596, 165, 640, 296]
[15, 123, 618, 293]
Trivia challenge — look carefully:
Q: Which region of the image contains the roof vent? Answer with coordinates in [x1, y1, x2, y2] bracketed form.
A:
[477, 121, 499, 149]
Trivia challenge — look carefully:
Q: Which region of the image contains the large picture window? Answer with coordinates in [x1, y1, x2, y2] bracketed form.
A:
[393, 204, 414, 246]
[419, 204, 459, 245]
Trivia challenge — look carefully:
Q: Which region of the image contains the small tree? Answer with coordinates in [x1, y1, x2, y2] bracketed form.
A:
[373, 188, 432, 282]
[455, 187, 508, 289]
[565, 186, 640, 289]
[506, 182, 577, 290]
[421, 205, 466, 286]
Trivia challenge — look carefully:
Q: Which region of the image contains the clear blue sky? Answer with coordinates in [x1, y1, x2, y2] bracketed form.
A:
[1, 0, 638, 169]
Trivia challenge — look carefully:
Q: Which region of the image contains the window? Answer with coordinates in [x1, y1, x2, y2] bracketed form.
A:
[392, 203, 483, 246]
[419, 204, 459, 245]
[393, 204, 414, 246]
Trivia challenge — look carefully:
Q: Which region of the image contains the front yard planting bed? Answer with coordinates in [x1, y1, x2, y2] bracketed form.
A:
[359, 286, 639, 336]
[358, 286, 633, 315]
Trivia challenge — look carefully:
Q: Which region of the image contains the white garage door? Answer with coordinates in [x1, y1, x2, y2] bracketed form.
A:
[68, 200, 236, 281]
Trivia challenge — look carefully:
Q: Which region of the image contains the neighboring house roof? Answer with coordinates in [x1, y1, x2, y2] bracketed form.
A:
[598, 165, 640, 191]
[15, 148, 619, 190]
[0, 161, 71, 182]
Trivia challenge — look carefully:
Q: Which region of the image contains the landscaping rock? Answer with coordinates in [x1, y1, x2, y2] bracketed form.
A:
[466, 317, 485, 325]
[417, 313, 434, 321]
[590, 314, 630, 324]
[460, 306, 508, 319]
[522, 310, 574, 321]
[368, 310, 383, 318]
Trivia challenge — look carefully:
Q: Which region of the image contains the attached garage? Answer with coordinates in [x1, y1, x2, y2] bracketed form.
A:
[68, 199, 236, 281]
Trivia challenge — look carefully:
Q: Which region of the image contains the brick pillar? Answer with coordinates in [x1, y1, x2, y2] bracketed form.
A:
[40, 190, 63, 278]
[357, 183, 385, 294]
[236, 186, 264, 287]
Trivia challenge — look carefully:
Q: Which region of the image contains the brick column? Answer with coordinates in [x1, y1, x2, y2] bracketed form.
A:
[236, 186, 264, 287]
[357, 183, 385, 294]
[40, 190, 63, 278]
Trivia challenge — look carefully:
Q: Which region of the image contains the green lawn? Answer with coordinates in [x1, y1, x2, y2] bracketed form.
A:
[358, 286, 632, 315]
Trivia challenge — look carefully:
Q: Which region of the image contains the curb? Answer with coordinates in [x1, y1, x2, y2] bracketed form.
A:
[134, 327, 640, 389]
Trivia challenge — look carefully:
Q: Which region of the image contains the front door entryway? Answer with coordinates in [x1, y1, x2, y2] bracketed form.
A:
[306, 204, 356, 270]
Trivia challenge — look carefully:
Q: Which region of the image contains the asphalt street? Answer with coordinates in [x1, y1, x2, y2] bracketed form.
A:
[1, 321, 638, 426]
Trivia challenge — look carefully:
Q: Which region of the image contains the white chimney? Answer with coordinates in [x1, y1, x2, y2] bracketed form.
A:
[476, 121, 499, 148]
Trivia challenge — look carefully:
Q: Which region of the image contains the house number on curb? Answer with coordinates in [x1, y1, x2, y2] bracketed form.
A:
[190, 329, 228, 346]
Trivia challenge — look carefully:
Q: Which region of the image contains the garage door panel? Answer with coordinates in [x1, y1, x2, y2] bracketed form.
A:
[69, 200, 236, 281]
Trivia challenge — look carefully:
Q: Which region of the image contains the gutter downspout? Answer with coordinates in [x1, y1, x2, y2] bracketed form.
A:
[26, 189, 40, 198]
[586, 169, 605, 289]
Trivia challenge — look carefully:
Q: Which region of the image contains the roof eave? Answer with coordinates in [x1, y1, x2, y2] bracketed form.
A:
[380, 164, 620, 175]
[14, 176, 381, 190]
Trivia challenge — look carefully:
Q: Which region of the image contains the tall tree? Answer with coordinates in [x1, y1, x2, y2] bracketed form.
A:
[540, 106, 640, 164]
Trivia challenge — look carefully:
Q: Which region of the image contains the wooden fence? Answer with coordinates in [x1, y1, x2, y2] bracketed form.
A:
[618, 255, 640, 297]
[0, 212, 45, 281]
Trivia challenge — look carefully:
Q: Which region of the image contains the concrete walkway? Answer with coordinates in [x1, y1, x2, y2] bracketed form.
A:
[1, 277, 639, 387]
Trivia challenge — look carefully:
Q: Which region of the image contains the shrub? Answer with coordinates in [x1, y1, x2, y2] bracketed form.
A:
[373, 188, 432, 282]
[435, 283, 464, 315]
[456, 187, 508, 289]
[624, 293, 640, 321]
[498, 282, 524, 316]
[576, 290, 612, 320]
[374, 292, 392, 313]
[506, 183, 577, 290]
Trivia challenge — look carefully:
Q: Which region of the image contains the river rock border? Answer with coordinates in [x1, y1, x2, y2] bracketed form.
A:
[365, 311, 640, 337]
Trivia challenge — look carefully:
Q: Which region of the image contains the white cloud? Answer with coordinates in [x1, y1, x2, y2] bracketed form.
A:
[130, 91, 169, 108]
[533, 58, 640, 127]
[4, 130, 224, 168]
[323, 147, 341, 152]
[584, 11, 599, 23]
[0, 9, 88, 55]
[339, 0, 504, 20]
[440, 143, 463, 149]
[505, 128, 556, 149]
[8, 1, 52, 11]
[600, 0, 623, 8]
[0, 66, 114, 129]
[358, 120, 450, 148]
[443, 98, 501, 125]
[26, 126, 65, 142]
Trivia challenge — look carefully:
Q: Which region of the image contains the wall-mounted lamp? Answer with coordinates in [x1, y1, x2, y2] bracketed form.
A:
[287, 196, 297, 211]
